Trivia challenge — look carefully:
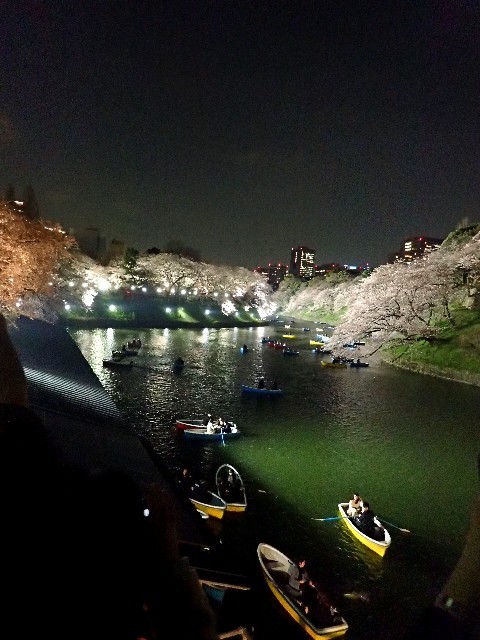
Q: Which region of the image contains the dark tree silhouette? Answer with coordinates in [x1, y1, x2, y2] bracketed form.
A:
[5, 183, 15, 201]
[23, 184, 40, 220]
[164, 239, 201, 262]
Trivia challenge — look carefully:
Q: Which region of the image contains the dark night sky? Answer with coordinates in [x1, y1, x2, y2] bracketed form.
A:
[1, 1, 480, 269]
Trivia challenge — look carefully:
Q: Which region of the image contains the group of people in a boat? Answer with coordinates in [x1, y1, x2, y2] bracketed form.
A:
[257, 378, 278, 390]
[203, 413, 237, 434]
[127, 338, 142, 349]
[347, 493, 385, 541]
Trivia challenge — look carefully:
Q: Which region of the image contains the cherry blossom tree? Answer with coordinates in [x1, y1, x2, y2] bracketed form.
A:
[0, 201, 75, 319]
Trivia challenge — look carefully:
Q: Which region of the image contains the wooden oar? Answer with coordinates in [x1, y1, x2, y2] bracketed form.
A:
[312, 515, 411, 533]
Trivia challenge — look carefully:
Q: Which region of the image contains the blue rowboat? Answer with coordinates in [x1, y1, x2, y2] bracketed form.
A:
[183, 427, 241, 442]
[241, 385, 283, 396]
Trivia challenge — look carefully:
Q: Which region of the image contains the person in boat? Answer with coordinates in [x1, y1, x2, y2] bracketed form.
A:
[300, 581, 342, 627]
[202, 413, 212, 426]
[288, 558, 309, 595]
[180, 467, 193, 491]
[205, 418, 214, 434]
[356, 502, 386, 541]
[270, 381, 278, 390]
[258, 377, 265, 389]
[347, 492, 363, 517]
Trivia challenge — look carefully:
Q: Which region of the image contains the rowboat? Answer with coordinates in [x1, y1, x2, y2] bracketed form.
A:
[112, 348, 139, 357]
[241, 385, 283, 396]
[216, 464, 247, 513]
[175, 418, 205, 430]
[183, 427, 241, 441]
[310, 339, 323, 346]
[195, 567, 253, 639]
[102, 358, 134, 369]
[257, 543, 348, 639]
[282, 334, 296, 339]
[337, 503, 391, 557]
[350, 361, 369, 368]
[283, 349, 299, 356]
[189, 486, 227, 519]
[321, 361, 347, 368]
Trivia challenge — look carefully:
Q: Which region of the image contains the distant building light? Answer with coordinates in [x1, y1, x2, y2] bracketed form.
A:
[142, 287, 147, 292]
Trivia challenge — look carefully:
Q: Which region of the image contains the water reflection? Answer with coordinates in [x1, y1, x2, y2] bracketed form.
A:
[69, 325, 479, 640]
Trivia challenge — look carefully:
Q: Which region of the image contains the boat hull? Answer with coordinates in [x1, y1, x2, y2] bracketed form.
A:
[190, 490, 227, 519]
[102, 359, 133, 369]
[337, 503, 391, 556]
[183, 428, 241, 441]
[176, 418, 205, 430]
[241, 385, 283, 396]
[257, 543, 348, 639]
[321, 361, 347, 368]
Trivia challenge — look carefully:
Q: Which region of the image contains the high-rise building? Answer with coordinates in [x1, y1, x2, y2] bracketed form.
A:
[254, 263, 288, 290]
[289, 246, 315, 279]
[389, 236, 443, 263]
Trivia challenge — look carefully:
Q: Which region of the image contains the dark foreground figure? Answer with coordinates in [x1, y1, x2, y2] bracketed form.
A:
[0, 313, 218, 640]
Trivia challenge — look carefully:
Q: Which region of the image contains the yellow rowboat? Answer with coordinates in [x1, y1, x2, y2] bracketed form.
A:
[310, 339, 323, 346]
[257, 543, 348, 639]
[282, 334, 296, 339]
[321, 361, 347, 368]
[337, 503, 391, 557]
[189, 488, 227, 520]
[216, 464, 247, 513]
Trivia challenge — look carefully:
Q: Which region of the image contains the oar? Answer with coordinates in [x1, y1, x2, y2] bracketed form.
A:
[312, 515, 411, 533]
[377, 518, 410, 534]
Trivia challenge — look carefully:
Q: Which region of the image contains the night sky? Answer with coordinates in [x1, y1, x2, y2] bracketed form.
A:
[1, 1, 480, 269]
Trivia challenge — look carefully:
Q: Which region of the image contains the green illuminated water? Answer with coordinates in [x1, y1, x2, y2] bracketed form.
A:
[70, 324, 479, 640]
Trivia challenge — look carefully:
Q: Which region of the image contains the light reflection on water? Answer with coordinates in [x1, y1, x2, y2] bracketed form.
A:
[69, 325, 479, 640]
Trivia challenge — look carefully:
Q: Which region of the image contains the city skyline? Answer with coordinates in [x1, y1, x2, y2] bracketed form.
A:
[1, 2, 479, 269]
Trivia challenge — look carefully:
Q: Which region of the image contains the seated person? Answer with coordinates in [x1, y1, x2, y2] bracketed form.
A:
[356, 501, 376, 536]
[347, 493, 363, 517]
[258, 378, 265, 389]
[205, 419, 214, 434]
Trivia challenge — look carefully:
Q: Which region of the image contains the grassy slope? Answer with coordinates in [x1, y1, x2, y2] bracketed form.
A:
[380, 309, 480, 385]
